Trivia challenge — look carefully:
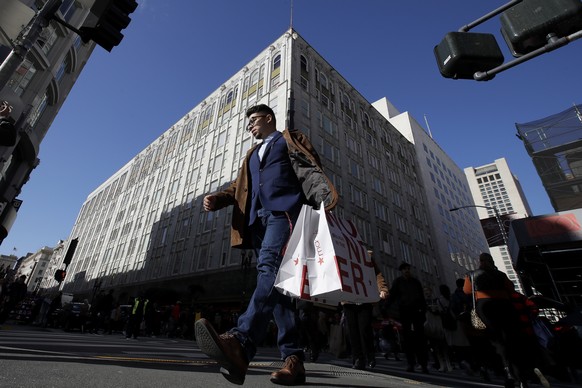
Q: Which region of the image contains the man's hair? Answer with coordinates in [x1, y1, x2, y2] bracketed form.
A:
[456, 278, 465, 288]
[246, 104, 276, 124]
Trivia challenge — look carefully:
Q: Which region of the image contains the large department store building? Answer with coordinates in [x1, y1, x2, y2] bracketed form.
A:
[54, 29, 447, 304]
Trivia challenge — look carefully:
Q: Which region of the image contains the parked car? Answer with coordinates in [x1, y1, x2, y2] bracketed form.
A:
[57, 302, 91, 332]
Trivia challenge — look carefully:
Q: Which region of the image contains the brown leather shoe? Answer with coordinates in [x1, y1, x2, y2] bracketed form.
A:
[270, 355, 306, 386]
[195, 318, 248, 385]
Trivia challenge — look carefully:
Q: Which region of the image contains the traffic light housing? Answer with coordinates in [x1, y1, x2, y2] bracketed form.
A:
[500, 0, 582, 57]
[54, 269, 66, 282]
[0, 118, 17, 147]
[434, 32, 504, 80]
[80, 0, 138, 52]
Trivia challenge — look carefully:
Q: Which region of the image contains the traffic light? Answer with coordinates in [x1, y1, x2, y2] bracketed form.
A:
[0, 117, 17, 146]
[500, 0, 582, 57]
[54, 269, 66, 282]
[79, 0, 138, 52]
[63, 238, 78, 266]
[434, 32, 504, 80]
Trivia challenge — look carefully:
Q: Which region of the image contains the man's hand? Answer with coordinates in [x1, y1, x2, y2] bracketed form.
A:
[0, 101, 13, 118]
[380, 291, 388, 300]
[203, 195, 217, 211]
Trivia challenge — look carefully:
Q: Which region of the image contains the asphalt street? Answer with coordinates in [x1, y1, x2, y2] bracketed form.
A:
[0, 322, 579, 388]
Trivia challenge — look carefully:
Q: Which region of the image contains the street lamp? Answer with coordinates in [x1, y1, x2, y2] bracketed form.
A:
[449, 204, 509, 246]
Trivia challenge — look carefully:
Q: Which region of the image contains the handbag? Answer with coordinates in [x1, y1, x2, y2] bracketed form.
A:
[470, 272, 487, 330]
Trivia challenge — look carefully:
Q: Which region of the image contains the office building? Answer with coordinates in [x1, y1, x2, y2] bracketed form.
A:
[464, 158, 532, 291]
[373, 98, 489, 289]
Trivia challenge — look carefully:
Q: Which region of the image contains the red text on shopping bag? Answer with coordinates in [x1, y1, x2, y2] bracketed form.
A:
[315, 212, 375, 297]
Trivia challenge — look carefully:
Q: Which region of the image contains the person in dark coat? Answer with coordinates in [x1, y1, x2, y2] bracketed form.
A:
[125, 295, 144, 339]
[0, 275, 27, 323]
[389, 262, 429, 373]
[342, 251, 389, 370]
[464, 252, 528, 388]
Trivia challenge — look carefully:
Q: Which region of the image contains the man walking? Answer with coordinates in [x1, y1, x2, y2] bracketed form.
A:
[389, 262, 429, 373]
[195, 104, 337, 385]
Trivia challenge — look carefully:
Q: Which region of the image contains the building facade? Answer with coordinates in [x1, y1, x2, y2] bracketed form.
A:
[0, 0, 97, 241]
[0, 253, 18, 276]
[464, 157, 532, 291]
[52, 29, 442, 304]
[373, 98, 489, 289]
[14, 246, 53, 292]
[515, 103, 582, 212]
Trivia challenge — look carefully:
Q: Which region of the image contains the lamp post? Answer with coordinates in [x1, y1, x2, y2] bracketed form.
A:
[449, 204, 509, 246]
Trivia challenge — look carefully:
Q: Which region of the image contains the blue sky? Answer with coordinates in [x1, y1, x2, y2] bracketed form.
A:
[2, 0, 581, 256]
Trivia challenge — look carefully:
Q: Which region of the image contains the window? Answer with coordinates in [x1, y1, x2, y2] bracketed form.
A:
[273, 54, 281, 71]
[320, 138, 340, 164]
[372, 176, 384, 194]
[300, 99, 310, 117]
[321, 114, 336, 137]
[60, 0, 77, 22]
[271, 54, 281, 89]
[300, 55, 309, 72]
[348, 158, 364, 180]
[55, 59, 69, 83]
[346, 136, 360, 155]
[319, 71, 328, 89]
[9, 59, 36, 96]
[300, 55, 309, 90]
[28, 93, 48, 128]
[38, 25, 58, 55]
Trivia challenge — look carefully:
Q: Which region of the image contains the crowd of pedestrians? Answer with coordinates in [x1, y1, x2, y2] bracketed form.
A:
[1, 251, 581, 387]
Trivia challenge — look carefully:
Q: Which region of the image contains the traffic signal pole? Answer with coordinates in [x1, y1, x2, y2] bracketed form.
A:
[1, 0, 138, 90]
[0, 0, 63, 90]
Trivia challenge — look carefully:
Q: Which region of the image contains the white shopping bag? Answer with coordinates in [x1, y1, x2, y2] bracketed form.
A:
[306, 205, 380, 304]
[274, 204, 339, 305]
[274, 204, 316, 299]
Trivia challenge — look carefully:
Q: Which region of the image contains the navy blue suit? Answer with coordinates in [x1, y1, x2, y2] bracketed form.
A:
[248, 131, 304, 225]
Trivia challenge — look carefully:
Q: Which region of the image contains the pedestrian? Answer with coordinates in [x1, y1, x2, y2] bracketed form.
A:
[195, 104, 338, 385]
[378, 321, 401, 361]
[451, 277, 490, 379]
[296, 300, 324, 362]
[424, 286, 449, 372]
[126, 295, 144, 339]
[46, 292, 62, 328]
[0, 275, 27, 323]
[143, 299, 157, 337]
[437, 284, 464, 372]
[388, 262, 429, 373]
[463, 252, 526, 388]
[509, 290, 551, 388]
[169, 301, 181, 338]
[342, 250, 389, 370]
